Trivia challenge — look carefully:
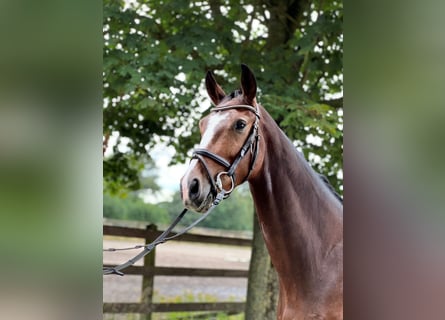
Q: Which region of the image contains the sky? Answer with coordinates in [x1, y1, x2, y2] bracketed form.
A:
[141, 143, 187, 203]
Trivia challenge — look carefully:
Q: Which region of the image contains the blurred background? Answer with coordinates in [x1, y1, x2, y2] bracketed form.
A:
[0, 1, 102, 320]
[0, 0, 444, 319]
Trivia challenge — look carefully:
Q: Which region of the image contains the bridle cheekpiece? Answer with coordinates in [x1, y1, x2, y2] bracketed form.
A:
[192, 104, 261, 204]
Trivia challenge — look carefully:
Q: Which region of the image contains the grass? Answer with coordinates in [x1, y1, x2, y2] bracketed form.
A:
[103, 291, 245, 320]
[103, 313, 243, 320]
[151, 311, 244, 320]
[152, 290, 244, 320]
[154, 289, 220, 303]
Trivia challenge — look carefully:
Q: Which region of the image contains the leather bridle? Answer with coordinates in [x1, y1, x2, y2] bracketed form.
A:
[103, 104, 261, 276]
[192, 104, 261, 204]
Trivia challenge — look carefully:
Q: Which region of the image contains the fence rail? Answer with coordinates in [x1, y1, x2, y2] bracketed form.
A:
[103, 302, 246, 313]
[103, 225, 252, 246]
[103, 224, 252, 318]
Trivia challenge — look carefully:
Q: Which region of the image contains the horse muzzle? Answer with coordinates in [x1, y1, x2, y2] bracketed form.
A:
[180, 171, 214, 213]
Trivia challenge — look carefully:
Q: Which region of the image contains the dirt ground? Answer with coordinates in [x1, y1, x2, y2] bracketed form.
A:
[103, 238, 252, 302]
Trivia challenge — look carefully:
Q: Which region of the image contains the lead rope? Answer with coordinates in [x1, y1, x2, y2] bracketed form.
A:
[103, 189, 227, 276]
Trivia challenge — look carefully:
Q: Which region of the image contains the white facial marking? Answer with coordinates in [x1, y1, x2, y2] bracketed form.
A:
[182, 112, 228, 203]
[199, 112, 229, 148]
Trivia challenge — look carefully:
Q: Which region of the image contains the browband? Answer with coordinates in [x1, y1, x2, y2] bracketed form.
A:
[212, 104, 260, 118]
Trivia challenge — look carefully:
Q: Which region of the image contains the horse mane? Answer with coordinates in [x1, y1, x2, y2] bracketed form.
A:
[285, 134, 343, 204]
[318, 173, 343, 204]
[295, 148, 343, 204]
[229, 89, 242, 99]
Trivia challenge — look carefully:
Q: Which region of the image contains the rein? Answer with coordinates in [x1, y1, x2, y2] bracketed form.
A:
[192, 104, 260, 202]
[103, 189, 227, 276]
[103, 104, 260, 276]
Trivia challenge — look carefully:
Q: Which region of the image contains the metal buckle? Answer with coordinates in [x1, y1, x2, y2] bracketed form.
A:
[215, 171, 235, 194]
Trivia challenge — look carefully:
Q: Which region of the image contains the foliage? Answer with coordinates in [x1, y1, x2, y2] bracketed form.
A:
[160, 185, 254, 231]
[103, 152, 144, 196]
[103, 0, 343, 193]
[104, 149, 161, 197]
[153, 290, 242, 320]
[104, 185, 254, 231]
[103, 193, 170, 224]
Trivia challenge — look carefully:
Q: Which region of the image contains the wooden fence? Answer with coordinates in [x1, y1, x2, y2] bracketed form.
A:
[103, 224, 252, 318]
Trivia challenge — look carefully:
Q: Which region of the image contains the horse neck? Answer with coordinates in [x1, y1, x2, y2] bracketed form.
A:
[248, 105, 343, 294]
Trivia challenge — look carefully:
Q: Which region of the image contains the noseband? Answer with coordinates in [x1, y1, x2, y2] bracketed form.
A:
[192, 104, 261, 204]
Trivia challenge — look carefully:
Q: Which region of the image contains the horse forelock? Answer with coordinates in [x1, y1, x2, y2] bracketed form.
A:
[226, 89, 239, 99]
[218, 89, 242, 104]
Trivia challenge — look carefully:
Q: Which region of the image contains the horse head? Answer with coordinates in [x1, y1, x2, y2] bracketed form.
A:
[180, 64, 262, 212]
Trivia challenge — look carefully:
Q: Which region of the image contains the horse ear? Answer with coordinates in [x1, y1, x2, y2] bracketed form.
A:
[205, 71, 226, 105]
[240, 64, 257, 105]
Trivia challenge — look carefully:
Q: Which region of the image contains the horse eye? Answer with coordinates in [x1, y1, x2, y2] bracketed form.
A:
[235, 119, 247, 131]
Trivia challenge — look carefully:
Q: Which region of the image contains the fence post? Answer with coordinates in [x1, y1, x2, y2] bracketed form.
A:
[140, 224, 157, 320]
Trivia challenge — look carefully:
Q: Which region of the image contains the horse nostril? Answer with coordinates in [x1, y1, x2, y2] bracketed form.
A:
[189, 178, 200, 200]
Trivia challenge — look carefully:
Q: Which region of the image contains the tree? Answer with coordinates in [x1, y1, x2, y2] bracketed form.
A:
[103, 0, 342, 318]
[103, 0, 343, 192]
[246, 211, 279, 319]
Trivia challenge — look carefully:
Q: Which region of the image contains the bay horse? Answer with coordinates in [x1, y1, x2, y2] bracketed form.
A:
[180, 64, 343, 319]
